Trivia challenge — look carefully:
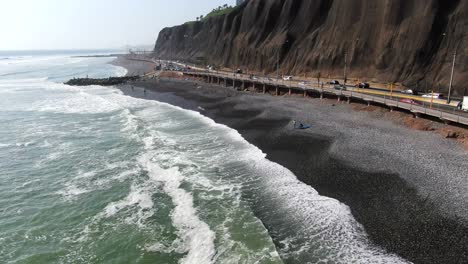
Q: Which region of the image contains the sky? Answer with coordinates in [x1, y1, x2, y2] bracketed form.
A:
[0, 0, 235, 50]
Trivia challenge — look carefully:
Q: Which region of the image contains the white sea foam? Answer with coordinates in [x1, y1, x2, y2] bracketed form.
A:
[139, 153, 216, 264]
[119, 109, 140, 136]
[113, 66, 128, 77]
[31, 90, 123, 114]
[102, 183, 155, 218]
[57, 184, 90, 200]
[15, 141, 35, 147]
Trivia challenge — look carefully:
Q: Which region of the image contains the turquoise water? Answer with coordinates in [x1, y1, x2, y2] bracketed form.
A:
[0, 52, 407, 263]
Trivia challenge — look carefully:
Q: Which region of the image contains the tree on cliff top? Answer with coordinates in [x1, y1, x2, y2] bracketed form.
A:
[203, 4, 235, 20]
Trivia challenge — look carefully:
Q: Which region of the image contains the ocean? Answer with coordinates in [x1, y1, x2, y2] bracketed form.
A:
[0, 51, 407, 263]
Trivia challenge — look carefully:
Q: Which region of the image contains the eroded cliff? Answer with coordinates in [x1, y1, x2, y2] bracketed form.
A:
[154, 0, 468, 95]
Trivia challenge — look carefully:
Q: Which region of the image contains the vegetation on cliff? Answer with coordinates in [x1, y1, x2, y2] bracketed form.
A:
[204, 4, 235, 20]
[186, 4, 236, 23]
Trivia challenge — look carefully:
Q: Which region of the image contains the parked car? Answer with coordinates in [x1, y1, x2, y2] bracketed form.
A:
[283, 76, 293, 81]
[399, 98, 421, 105]
[328, 80, 340, 85]
[355, 82, 370, 88]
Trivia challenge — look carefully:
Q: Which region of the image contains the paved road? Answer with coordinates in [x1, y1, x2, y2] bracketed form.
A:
[163, 60, 467, 117]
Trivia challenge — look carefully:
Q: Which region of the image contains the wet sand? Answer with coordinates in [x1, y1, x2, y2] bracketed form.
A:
[113, 58, 468, 263]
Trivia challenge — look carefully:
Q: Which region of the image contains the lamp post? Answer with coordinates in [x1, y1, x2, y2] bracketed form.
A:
[447, 50, 456, 104]
[276, 39, 289, 82]
[442, 32, 459, 104]
[344, 51, 348, 84]
[276, 51, 279, 81]
[345, 38, 359, 85]
[184, 34, 191, 67]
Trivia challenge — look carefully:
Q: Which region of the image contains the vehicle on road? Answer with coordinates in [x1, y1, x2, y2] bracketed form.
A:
[328, 80, 340, 85]
[422, 93, 444, 99]
[401, 89, 418, 95]
[298, 81, 311, 86]
[399, 98, 421, 105]
[355, 82, 370, 88]
[283, 76, 293, 81]
[236, 69, 243, 74]
[334, 85, 347, 91]
[458, 96, 468, 111]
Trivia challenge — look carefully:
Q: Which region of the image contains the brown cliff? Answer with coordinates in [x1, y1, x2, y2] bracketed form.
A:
[154, 0, 468, 95]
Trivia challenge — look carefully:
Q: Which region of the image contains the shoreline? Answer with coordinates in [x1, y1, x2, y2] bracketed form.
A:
[113, 58, 468, 263]
[111, 56, 155, 76]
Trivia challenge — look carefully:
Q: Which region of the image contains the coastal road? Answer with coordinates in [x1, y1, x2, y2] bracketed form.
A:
[182, 70, 468, 125]
[164, 60, 467, 116]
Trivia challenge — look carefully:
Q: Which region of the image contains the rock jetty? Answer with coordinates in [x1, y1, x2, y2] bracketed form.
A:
[65, 76, 140, 86]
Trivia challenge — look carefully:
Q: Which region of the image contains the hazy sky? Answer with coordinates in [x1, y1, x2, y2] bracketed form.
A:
[0, 0, 235, 50]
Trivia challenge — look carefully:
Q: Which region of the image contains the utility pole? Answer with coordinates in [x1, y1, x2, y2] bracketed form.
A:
[447, 51, 456, 104]
[276, 51, 279, 81]
[344, 51, 348, 84]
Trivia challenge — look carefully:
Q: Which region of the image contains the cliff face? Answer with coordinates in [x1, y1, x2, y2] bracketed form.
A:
[154, 0, 468, 95]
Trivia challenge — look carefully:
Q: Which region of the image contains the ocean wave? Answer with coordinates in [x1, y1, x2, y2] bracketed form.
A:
[113, 66, 128, 77]
[0, 143, 11, 148]
[138, 153, 216, 264]
[30, 89, 123, 114]
[15, 141, 36, 147]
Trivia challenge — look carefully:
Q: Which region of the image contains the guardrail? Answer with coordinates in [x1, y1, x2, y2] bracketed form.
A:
[184, 71, 468, 126]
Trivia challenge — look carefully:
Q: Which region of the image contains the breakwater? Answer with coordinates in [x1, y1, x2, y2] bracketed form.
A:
[65, 76, 140, 86]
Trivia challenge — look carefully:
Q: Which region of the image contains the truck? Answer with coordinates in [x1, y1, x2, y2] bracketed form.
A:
[458, 96, 468, 111]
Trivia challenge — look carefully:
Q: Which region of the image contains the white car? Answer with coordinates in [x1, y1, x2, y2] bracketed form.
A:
[283, 76, 293, 81]
[401, 89, 414, 94]
[422, 93, 443, 99]
[298, 81, 310, 86]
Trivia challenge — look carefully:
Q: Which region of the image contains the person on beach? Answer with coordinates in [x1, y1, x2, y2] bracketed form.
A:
[293, 120, 297, 129]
